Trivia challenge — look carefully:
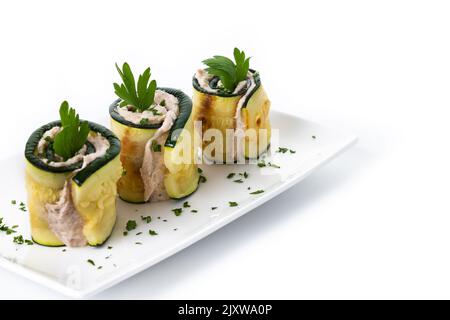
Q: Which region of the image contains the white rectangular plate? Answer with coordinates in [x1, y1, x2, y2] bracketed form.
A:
[0, 111, 356, 298]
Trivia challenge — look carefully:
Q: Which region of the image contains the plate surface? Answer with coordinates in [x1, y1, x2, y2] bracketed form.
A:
[0, 111, 356, 298]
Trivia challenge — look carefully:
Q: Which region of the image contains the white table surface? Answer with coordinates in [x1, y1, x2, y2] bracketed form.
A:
[0, 0, 449, 299]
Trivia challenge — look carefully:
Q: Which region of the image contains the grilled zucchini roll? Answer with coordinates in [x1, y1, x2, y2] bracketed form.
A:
[192, 48, 271, 162]
[110, 63, 199, 203]
[25, 102, 122, 247]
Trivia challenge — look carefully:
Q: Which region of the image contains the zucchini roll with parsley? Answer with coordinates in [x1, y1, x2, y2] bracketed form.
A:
[25, 102, 122, 247]
[192, 48, 271, 162]
[110, 63, 199, 203]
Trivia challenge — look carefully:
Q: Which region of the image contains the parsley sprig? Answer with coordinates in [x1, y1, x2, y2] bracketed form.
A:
[114, 62, 157, 112]
[202, 48, 251, 92]
[53, 101, 89, 161]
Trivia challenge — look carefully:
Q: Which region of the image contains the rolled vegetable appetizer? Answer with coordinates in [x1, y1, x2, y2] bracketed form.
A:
[25, 102, 122, 247]
[110, 63, 199, 203]
[192, 48, 271, 162]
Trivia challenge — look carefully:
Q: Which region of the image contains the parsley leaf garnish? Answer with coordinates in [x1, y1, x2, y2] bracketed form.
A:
[172, 208, 182, 216]
[149, 230, 158, 236]
[151, 140, 161, 152]
[126, 220, 137, 231]
[141, 216, 152, 223]
[202, 48, 251, 92]
[13, 235, 24, 244]
[277, 147, 296, 154]
[114, 62, 157, 112]
[229, 202, 239, 207]
[53, 101, 90, 160]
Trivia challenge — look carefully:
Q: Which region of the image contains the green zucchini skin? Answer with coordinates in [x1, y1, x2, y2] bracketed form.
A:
[109, 87, 192, 148]
[24, 121, 121, 186]
[192, 69, 261, 107]
[31, 237, 65, 247]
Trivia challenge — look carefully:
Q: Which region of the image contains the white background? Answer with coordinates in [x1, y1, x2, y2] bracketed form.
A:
[0, 0, 449, 299]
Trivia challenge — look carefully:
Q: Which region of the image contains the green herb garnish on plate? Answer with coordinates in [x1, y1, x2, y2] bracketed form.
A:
[172, 208, 182, 216]
[126, 220, 137, 231]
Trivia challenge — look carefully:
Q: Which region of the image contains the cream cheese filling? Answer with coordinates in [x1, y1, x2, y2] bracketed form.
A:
[140, 92, 179, 202]
[117, 90, 178, 125]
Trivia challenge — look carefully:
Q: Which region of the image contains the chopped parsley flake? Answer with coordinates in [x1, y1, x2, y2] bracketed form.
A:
[107, 246, 113, 250]
[87, 259, 95, 266]
[13, 235, 33, 245]
[312, 135, 316, 139]
[229, 201, 238, 207]
[18, 202, 27, 212]
[199, 175, 207, 183]
[183, 201, 191, 208]
[126, 220, 137, 231]
[227, 173, 236, 179]
[141, 215, 152, 223]
[257, 160, 266, 167]
[149, 230, 158, 236]
[151, 140, 161, 152]
[172, 208, 182, 216]
[278, 146, 296, 154]
[233, 179, 243, 183]
[250, 190, 264, 195]
[135, 242, 143, 245]
[191, 209, 198, 213]
[140, 118, 149, 125]
[211, 207, 218, 210]
[136, 232, 142, 236]
[11, 200, 16, 205]
[13, 235, 24, 244]
[123, 231, 128, 236]
[0, 217, 17, 235]
[258, 160, 280, 169]
[198, 168, 203, 174]
[239, 171, 249, 179]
